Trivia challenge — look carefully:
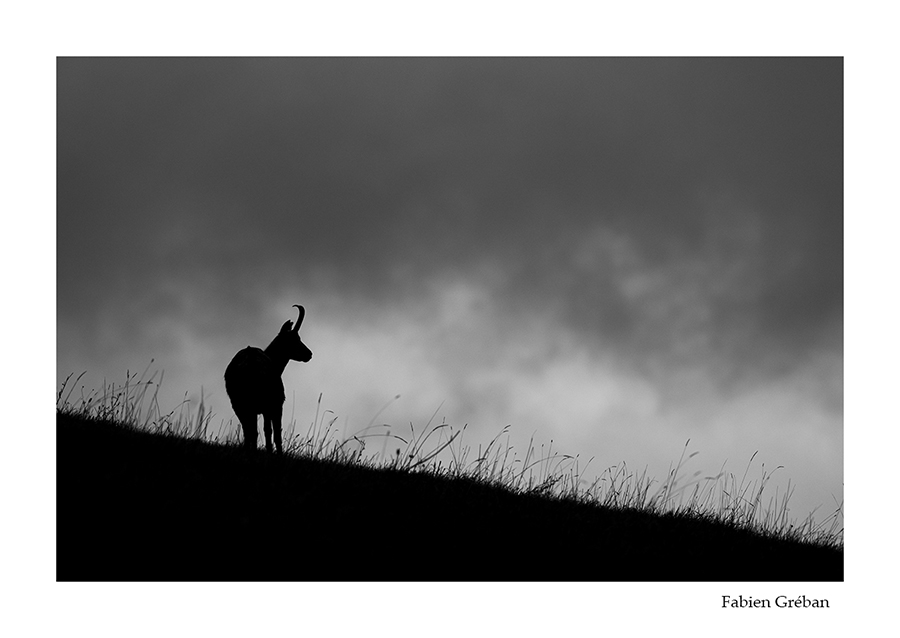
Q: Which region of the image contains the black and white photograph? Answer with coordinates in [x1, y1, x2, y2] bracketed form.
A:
[56, 57, 843, 581]
[7, 3, 898, 634]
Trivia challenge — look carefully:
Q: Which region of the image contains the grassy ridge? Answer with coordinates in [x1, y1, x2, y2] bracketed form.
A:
[57, 412, 842, 581]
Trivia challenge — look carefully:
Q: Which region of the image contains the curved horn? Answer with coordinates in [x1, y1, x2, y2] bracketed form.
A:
[292, 304, 305, 332]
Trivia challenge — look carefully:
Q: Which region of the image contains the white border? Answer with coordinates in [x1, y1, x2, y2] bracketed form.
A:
[5, 1, 895, 635]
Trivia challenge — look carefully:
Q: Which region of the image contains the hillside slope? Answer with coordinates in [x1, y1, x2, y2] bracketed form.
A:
[57, 414, 842, 581]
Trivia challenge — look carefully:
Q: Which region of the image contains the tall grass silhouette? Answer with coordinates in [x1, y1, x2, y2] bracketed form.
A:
[57, 362, 843, 580]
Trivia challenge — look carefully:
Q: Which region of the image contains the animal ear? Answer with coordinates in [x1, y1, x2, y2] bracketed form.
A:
[279, 320, 293, 334]
[292, 304, 305, 332]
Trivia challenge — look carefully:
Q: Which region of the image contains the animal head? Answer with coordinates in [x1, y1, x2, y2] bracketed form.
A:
[274, 304, 313, 362]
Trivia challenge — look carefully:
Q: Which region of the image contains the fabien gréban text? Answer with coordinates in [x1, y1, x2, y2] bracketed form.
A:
[722, 595, 830, 609]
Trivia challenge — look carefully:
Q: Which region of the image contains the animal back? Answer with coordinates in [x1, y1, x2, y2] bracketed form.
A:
[224, 347, 286, 414]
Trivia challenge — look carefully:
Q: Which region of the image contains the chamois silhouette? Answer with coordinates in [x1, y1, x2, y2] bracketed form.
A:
[225, 304, 313, 453]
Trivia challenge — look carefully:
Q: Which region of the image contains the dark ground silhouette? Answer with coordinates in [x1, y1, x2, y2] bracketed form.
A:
[57, 414, 843, 581]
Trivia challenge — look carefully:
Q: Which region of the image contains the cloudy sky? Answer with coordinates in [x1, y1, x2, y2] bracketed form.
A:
[57, 57, 842, 522]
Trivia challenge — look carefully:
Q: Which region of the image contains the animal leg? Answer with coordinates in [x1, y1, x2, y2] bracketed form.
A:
[272, 406, 284, 454]
[239, 413, 257, 451]
[263, 416, 274, 453]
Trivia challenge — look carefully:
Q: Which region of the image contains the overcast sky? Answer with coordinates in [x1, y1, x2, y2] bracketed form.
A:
[57, 57, 842, 522]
